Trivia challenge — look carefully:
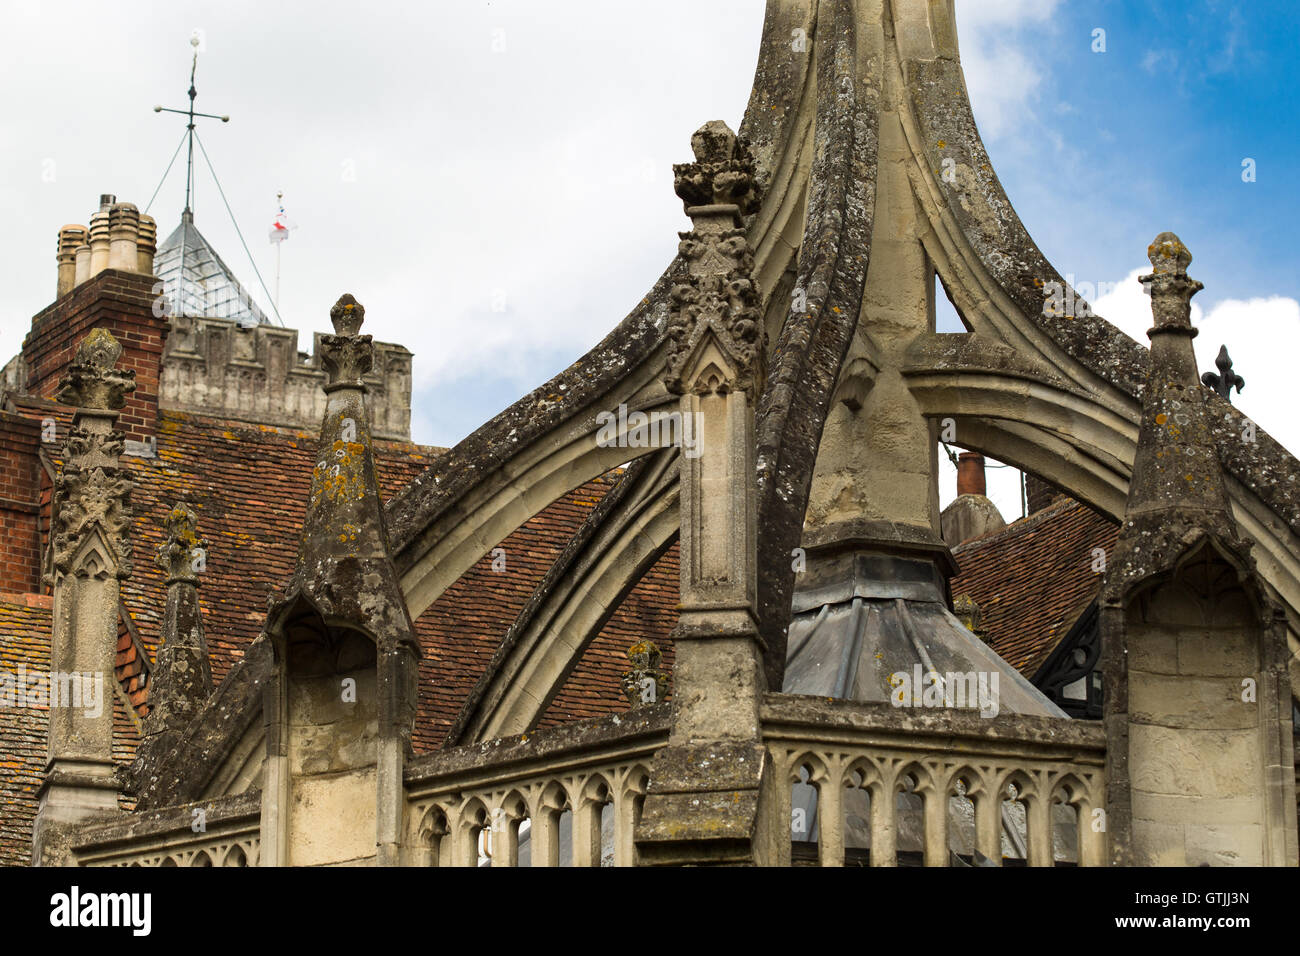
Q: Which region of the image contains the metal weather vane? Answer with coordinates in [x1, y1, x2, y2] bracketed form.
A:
[153, 32, 230, 215]
[147, 33, 284, 327]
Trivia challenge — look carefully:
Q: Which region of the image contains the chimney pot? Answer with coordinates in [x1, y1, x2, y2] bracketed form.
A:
[56, 225, 87, 298]
[74, 243, 91, 285]
[87, 208, 111, 277]
[956, 452, 986, 497]
[108, 202, 140, 272]
[137, 214, 158, 275]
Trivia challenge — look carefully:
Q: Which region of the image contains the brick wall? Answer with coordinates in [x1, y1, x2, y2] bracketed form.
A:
[1025, 473, 1063, 514]
[22, 269, 167, 443]
[0, 413, 42, 593]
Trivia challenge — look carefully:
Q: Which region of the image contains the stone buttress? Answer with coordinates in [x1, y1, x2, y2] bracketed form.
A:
[1101, 234, 1297, 866]
[635, 122, 775, 865]
[32, 329, 135, 865]
[257, 294, 421, 866]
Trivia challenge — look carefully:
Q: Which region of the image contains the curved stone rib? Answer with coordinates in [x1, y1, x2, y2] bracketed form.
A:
[882, 1, 1300, 660]
[387, 3, 821, 615]
[755, 0, 880, 689]
[396, 385, 675, 618]
[450, 449, 680, 745]
[889, 2, 1300, 542]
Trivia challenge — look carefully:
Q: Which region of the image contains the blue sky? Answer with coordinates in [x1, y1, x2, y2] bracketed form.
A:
[0, 1, 1295, 519]
[938, 0, 1300, 516]
[974, 0, 1299, 309]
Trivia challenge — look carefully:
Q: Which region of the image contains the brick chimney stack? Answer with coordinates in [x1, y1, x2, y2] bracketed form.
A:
[956, 452, 986, 497]
[25, 194, 169, 444]
[940, 451, 1005, 546]
[1024, 474, 1061, 513]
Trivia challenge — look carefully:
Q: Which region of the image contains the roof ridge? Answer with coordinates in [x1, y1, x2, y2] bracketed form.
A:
[952, 496, 1083, 554]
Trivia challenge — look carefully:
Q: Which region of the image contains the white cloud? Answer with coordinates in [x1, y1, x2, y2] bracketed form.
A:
[1141, 49, 1179, 74]
[1092, 271, 1300, 457]
[939, 270, 1300, 519]
[955, 0, 1062, 139]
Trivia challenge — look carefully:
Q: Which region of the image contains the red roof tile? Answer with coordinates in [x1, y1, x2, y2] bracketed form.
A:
[950, 498, 1119, 676]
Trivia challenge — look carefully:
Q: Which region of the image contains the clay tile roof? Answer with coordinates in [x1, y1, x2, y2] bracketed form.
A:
[949, 497, 1119, 677]
[410, 472, 664, 751]
[538, 543, 679, 728]
[0, 594, 52, 865]
[115, 409, 442, 702]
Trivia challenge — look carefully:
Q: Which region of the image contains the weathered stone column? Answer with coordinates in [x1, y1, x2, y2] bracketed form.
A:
[136, 503, 213, 771]
[32, 328, 136, 865]
[635, 122, 774, 865]
[57, 225, 87, 298]
[259, 294, 420, 866]
[1101, 234, 1298, 866]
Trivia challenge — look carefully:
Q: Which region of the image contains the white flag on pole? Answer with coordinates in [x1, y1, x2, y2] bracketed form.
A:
[269, 199, 296, 243]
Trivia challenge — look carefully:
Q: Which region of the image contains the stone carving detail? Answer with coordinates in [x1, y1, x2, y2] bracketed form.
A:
[51, 329, 136, 577]
[1105, 234, 1251, 599]
[952, 594, 989, 644]
[321, 293, 374, 389]
[621, 640, 669, 708]
[1141, 232, 1203, 333]
[156, 503, 203, 584]
[664, 121, 765, 394]
[140, 502, 213, 748]
[56, 328, 136, 411]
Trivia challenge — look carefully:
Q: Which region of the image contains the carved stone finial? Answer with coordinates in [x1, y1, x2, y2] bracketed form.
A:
[1201, 344, 1245, 402]
[952, 594, 990, 644]
[329, 293, 366, 336]
[51, 441, 134, 578]
[56, 328, 136, 411]
[156, 503, 204, 585]
[621, 639, 669, 708]
[321, 294, 373, 390]
[1140, 231, 1203, 336]
[1104, 236, 1244, 602]
[673, 120, 760, 215]
[139, 503, 213, 760]
[1146, 231, 1192, 276]
[50, 329, 135, 578]
[663, 123, 766, 394]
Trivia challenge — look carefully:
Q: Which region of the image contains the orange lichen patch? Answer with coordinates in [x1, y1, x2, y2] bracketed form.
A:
[1155, 413, 1168, 425]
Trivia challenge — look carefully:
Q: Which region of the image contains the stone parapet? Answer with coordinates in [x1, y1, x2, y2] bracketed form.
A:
[160, 314, 413, 441]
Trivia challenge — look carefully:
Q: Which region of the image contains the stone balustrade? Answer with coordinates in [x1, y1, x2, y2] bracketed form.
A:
[63, 697, 1115, 867]
[403, 704, 670, 867]
[73, 791, 260, 867]
[761, 694, 1108, 867]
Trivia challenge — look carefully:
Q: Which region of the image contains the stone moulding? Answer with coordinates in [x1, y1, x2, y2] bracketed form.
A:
[71, 790, 261, 867]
